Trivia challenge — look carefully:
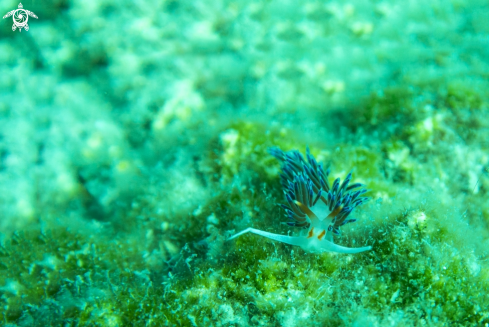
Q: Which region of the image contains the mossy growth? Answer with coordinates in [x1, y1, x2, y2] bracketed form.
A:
[382, 139, 416, 184]
[0, 228, 173, 326]
[443, 80, 485, 112]
[161, 121, 489, 325]
[440, 80, 489, 142]
[360, 207, 489, 324]
[203, 120, 297, 185]
[310, 141, 395, 200]
[159, 202, 489, 326]
[345, 79, 489, 149]
[2, 119, 489, 326]
[167, 201, 489, 326]
[346, 86, 426, 135]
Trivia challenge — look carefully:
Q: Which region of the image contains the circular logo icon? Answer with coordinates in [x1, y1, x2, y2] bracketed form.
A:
[3, 3, 38, 32]
[13, 9, 28, 28]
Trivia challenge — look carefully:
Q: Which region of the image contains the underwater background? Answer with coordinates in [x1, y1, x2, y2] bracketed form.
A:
[1, 0, 489, 325]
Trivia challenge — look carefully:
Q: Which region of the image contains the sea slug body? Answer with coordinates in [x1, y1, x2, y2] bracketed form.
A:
[228, 147, 372, 254]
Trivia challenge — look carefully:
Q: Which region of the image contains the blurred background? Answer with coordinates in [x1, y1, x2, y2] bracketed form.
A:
[1, 0, 489, 325]
[1, 0, 488, 235]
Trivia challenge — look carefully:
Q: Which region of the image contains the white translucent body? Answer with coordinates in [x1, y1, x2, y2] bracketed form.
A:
[228, 228, 371, 254]
[227, 190, 372, 254]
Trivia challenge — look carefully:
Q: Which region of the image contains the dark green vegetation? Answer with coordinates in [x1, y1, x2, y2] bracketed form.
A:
[2, 114, 489, 326]
[2, 0, 489, 324]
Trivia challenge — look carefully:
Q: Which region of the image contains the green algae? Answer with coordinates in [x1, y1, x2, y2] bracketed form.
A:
[0, 229, 149, 325]
[2, 0, 489, 324]
[3, 115, 489, 325]
[170, 120, 489, 326]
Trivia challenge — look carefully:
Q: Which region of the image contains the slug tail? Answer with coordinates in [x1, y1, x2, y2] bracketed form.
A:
[228, 228, 307, 247]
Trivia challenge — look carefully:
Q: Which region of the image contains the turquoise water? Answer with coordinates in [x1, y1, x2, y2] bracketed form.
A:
[1, 0, 489, 325]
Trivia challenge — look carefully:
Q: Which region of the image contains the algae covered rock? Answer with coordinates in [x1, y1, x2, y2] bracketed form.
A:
[1, 0, 489, 325]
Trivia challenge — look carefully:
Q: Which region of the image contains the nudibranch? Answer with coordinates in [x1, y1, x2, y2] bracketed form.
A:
[228, 147, 372, 254]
